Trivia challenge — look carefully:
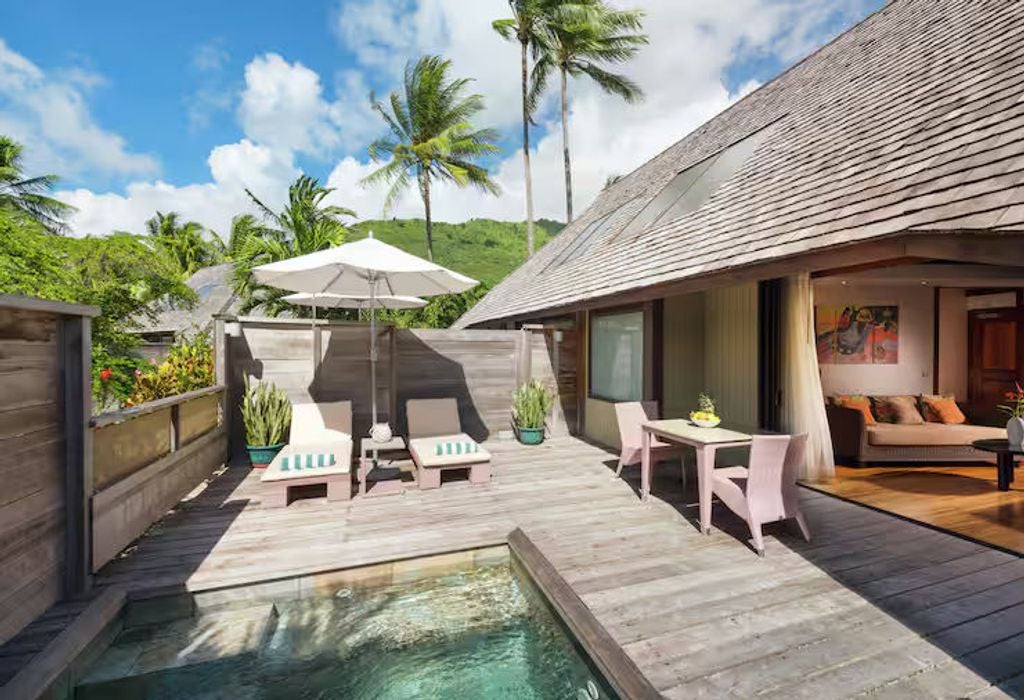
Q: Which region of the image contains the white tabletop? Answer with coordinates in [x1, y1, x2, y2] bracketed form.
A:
[360, 435, 407, 452]
[642, 419, 754, 446]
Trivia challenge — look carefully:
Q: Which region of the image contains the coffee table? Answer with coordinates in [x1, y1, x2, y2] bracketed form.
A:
[971, 439, 1021, 491]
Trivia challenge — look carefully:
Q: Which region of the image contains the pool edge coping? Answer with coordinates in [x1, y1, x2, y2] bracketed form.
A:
[508, 528, 661, 700]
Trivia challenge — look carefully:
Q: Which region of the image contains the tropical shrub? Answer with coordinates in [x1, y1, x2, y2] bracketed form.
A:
[125, 331, 215, 406]
[512, 380, 555, 430]
[240, 377, 292, 447]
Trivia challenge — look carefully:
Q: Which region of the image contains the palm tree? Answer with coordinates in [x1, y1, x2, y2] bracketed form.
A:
[492, 0, 556, 258]
[145, 211, 224, 279]
[363, 55, 500, 261]
[0, 135, 75, 233]
[530, 1, 647, 222]
[230, 175, 356, 315]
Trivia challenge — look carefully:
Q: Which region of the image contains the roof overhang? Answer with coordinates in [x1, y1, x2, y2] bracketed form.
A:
[463, 232, 1024, 327]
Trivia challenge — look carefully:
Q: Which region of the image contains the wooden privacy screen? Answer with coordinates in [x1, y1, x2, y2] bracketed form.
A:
[226, 320, 577, 457]
[90, 388, 226, 571]
[0, 298, 94, 646]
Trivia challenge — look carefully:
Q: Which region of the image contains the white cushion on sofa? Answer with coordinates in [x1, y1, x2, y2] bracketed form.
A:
[866, 423, 1006, 447]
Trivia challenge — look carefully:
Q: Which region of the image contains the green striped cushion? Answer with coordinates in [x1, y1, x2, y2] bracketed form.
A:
[281, 453, 336, 471]
[435, 441, 479, 457]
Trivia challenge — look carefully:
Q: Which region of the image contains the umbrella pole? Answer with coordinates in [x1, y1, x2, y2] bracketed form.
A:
[370, 278, 378, 427]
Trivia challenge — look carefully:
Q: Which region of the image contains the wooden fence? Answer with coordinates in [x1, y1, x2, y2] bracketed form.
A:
[0, 297, 94, 646]
[90, 386, 226, 571]
[224, 317, 578, 458]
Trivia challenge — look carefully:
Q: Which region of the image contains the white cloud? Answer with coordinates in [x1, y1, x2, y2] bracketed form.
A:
[60, 140, 298, 236]
[54, 0, 878, 236]
[0, 38, 158, 181]
[192, 39, 230, 73]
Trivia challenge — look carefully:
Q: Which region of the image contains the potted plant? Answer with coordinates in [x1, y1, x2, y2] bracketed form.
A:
[999, 381, 1024, 448]
[690, 392, 721, 428]
[512, 380, 555, 445]
[240, 377, 292, 468]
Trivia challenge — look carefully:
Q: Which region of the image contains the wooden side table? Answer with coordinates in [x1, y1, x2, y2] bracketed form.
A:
[359, 436, 410, 498]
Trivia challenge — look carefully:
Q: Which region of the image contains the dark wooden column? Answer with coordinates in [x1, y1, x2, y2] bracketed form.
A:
[60, 314, 93, 596]
[758, 279, 783, 432]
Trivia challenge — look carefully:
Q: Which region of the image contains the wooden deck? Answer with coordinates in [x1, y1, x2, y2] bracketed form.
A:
[807, 465, 1024, 557]
[77, 438, 1024, 697]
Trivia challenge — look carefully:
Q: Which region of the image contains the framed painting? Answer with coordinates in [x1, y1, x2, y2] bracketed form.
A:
[815, 305, 899, 365]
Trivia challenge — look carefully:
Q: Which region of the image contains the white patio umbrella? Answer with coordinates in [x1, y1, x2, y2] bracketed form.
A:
[282, 292, 428, 311]
[254, 233, 477, 439]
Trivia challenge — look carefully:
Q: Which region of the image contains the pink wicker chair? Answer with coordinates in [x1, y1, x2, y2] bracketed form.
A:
[614, 401, 687, 482]
[711, 434, 812, 556]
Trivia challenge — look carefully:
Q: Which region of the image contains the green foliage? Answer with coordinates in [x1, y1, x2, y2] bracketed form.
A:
[125, 331, 215, 407]
[0, 209, 195, 359]
[377, 283, 493, 329]
[145, 211, 225, 279]
[528, 0, 648, 112]
[364, 55, 500, 261]
[92, 350, 149, 412]
[230, 175, 355, 316]
[350, 218, 560, 286]
[512, 379, 555, 429]
[0, 135, 74, 234]
[240, 377, 292, 447]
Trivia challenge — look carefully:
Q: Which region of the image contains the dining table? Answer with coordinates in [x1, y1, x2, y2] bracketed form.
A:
[640, 419, 755, 535]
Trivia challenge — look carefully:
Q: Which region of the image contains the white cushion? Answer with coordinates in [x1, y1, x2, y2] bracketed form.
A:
[409, 433, 490, 468]
[261, 440, 352, 482]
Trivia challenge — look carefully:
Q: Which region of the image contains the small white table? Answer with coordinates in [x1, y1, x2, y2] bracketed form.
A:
[359, 436, 409, 498]
[641, 420, 754, 535]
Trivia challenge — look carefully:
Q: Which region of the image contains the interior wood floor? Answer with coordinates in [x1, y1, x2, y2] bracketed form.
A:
[12, 438, 1024, 698]
[807, 464, 1024, 557]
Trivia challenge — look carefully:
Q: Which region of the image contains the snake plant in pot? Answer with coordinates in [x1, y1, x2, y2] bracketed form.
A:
[240, 377, 292, 468]
[512, 380, 555, 445]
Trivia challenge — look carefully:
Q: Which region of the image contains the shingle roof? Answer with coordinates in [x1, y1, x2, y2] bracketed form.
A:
[457, 0, 1024, 328]
[138, 263, 241, 334]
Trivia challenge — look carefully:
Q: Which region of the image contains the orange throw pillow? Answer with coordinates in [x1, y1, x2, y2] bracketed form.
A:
[921, 396, 966, 424]
[835, 395, 875, 425]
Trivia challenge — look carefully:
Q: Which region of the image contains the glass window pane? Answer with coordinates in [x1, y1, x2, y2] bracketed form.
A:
[590, 311, 644, 401]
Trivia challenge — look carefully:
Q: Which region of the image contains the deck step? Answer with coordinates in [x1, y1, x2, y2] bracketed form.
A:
[75, 604, 277, 699]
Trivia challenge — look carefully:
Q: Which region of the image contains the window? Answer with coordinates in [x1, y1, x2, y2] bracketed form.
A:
[590, 310, 644, 402]
[617, 125, 773, 241]
[547, 213, 612, 268]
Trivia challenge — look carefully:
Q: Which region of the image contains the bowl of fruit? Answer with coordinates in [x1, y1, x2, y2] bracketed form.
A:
[689, 393, 721, 428]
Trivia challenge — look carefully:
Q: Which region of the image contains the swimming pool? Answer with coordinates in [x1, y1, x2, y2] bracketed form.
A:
[78, 551, 618, 699]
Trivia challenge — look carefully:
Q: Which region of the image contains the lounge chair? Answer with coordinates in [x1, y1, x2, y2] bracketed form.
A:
[711, 433, 812, 556]
[261, 401, 354, 507]
[614, 401, 687, 480]
[406, 398, 491, 489]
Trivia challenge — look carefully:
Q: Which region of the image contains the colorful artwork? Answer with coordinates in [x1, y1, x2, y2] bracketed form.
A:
[815, 305, 899, 365]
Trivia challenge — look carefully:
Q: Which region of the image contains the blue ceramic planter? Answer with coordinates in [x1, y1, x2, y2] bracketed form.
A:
[516, 427, 545, 445]
[247, 443, 285, 469]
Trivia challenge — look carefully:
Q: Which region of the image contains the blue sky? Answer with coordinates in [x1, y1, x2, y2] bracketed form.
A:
[0, 0, 883, 235]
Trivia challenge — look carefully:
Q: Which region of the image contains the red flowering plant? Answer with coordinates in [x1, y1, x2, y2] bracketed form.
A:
[998, 382, 1024, 419]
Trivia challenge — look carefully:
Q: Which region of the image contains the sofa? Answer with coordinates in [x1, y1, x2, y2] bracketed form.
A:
[826, 397, 1007, 465]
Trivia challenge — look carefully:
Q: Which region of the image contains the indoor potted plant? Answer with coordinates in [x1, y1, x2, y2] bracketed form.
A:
[999, 381, 1024, 448]
[512, 380, 555, 445]
[240, 377, 292, 468]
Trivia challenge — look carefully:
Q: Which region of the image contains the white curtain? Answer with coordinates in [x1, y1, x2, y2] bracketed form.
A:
[781, 273, 836, 482]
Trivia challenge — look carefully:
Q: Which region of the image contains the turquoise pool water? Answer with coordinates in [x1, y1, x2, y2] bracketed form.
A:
[79, 557, 618, 699]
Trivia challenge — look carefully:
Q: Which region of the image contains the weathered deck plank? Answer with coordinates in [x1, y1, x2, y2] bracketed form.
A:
[66, 437, 1024, 697]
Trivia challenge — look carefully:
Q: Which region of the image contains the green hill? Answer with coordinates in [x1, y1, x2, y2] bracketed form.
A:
[349, 218, 563, 286]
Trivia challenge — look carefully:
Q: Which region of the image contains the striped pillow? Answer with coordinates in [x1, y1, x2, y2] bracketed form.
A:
[435, 441, 479, 457]
[281, 453, 336, 471]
